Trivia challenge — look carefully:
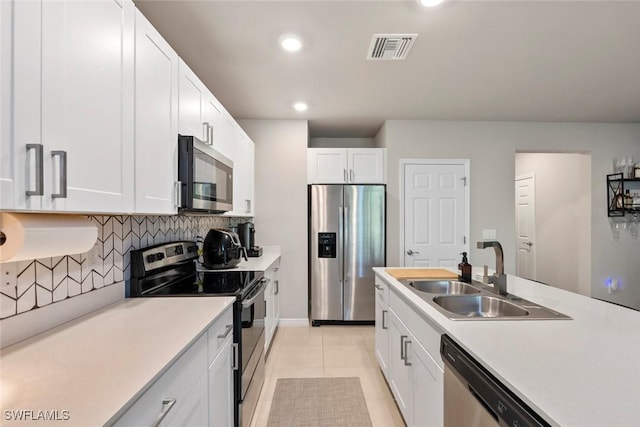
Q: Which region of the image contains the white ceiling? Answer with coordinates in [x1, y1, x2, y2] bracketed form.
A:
[135, 0, 640, 137]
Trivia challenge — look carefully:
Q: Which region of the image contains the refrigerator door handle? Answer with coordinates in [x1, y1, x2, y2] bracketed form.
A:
[338, 206, 344, 284]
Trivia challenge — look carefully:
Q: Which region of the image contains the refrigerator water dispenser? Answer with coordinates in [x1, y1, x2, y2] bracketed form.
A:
[318, 233, 337, 258]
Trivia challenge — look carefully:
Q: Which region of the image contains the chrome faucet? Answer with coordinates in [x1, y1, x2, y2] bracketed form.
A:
[476, 241, 507, 296]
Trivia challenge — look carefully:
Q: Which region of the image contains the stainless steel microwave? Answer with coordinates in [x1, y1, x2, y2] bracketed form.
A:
[178, 135, 233, 213]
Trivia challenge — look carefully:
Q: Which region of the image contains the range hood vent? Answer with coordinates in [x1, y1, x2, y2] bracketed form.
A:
[367, 34, 418, 60]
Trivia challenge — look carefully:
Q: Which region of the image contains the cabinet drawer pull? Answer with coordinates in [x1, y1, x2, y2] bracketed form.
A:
[350, 169, 354, 182]
[217, 324, 233, 339]
[151, 398, 177, 427]
[26, 144, 44, 196]
[344, 169, 348, 182]
[232, 343, 239, 370]
[403, 339, 412, 366]
[375, 283, 383, 291]
[381, 309, 387, 330]
[400, 335, 408, 360]
[51, 151, 67, 199]
[275, 280, 279, 295]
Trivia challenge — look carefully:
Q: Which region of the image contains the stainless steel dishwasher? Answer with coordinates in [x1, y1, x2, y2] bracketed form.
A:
[440, 335, 551, 427]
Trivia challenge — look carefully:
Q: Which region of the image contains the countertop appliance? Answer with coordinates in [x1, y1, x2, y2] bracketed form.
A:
[238, 221, 262, 257]
[203, 228, 248, 269]
[309, 184, 386, 325]
[178, 135, 233, 213]
[128, 241, 266, 427]
[440, 334, 550, 427]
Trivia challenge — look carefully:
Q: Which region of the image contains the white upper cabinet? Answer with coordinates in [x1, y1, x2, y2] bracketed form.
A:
[178, 59, 208, 142]
[225, 125, 255, 217]
[307, 148, 386, 184]
[4, 0, 135, 213]
[134, 8, 179, 215]
[178, 59, 235, 160]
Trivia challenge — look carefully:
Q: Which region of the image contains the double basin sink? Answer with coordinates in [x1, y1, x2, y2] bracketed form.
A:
[402, 279, 570, 320]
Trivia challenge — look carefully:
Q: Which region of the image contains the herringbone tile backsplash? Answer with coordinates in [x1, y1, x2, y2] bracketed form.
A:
[0, 215, 237, 319]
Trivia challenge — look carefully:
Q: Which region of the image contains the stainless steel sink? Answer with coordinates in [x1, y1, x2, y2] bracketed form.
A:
[398, 277, 571, 320]
[409, 280, 481, 295]
[433, 295, 529, 318]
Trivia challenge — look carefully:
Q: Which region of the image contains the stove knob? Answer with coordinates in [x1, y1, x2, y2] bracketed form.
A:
[155, 252, 165, 261]
[146, 254, 157, 263]
[188, 245, 198, 253]
[175, 246, 184, 255]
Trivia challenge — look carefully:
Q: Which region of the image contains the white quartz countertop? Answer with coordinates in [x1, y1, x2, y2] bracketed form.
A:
[0, 296, 235, 426]
[198, 246, 281, 272]
[373, 267, 640, 427]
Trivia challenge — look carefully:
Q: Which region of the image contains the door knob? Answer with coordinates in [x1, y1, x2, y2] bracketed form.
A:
[407, 249, 420, 255]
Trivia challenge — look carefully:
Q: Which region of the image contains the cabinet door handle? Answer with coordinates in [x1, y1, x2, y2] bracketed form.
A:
[350, 169, 354, 182]
[382, 309, 387, 330]
[174, 181, 182, 208]
[245, 199, 251, 213]
[400, 335, 408, 360]
[275, 280, 279, 295]
[151, 398, 177, 427]
[51, 151, 67, 199]
[26, 144, 44, 196]
[344, 169, 348, 182]
[403, 339, 412, 366]
[208, 124, 214, 145]
[217, 324, 233, 339]
[202, 122, 210, 144]
[232, 343, 239, 370]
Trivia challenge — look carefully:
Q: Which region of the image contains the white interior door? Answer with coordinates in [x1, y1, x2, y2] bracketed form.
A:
[403, 161, 468, 268]
[515, 174, 536, 280]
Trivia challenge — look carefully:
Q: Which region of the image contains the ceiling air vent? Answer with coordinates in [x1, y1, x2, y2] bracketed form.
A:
[367, 34, 418, 60]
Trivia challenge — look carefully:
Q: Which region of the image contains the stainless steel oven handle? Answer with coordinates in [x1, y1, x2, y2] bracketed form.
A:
[151, 398, 177, 427]
[242, 278, 270, 308]
[217, 324, 233, 339]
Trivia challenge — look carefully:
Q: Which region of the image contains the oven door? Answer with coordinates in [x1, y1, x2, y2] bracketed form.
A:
[238, 278, 268, 427]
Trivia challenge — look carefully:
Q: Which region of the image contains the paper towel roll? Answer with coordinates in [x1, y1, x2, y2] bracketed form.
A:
[0, 213, 98, 263]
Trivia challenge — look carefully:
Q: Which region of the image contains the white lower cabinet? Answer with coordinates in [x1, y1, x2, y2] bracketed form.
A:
[376, 278, 444, 427]
[264, 258, 281, 352]
[374, 282, 390, 378]
[208, 335, 234, 427]
[113, 305, 234, 427]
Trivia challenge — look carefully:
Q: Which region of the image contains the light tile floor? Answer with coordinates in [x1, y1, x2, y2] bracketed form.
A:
[250, 325, 406, 427]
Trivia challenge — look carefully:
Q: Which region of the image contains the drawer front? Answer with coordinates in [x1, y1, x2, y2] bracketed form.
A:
[207, 305, 234, 365]
[113, 333, 208, 426]
[390, 289, 444, 370]
[375, 276, 389, 304]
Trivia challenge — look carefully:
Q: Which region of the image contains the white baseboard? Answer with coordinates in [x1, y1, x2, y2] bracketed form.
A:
[0, 283, 125, 349]
[277, 318, 309, 326]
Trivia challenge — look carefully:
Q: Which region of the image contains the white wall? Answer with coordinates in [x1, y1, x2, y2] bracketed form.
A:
[239, 120, 309, 321]
[515, 153, 591, 296]
[376, 120, 640, 310]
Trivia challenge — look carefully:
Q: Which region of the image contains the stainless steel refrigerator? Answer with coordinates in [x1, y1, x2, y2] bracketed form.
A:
[309, 184, 386, 325]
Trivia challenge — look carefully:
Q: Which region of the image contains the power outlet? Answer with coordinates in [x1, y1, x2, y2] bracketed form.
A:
[607, 278, 619, 293]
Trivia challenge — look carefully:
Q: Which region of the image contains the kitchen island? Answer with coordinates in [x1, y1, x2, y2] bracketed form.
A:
[374, 267, 640, 427]
[0, 296, 235, 426]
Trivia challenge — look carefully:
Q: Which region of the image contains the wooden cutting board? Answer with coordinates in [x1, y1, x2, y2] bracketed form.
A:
[385, 268, 458, 280]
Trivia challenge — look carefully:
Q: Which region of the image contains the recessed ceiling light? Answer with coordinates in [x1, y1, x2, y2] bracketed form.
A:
[280, 34, 303, 52]
[293, 102, 308, 112]
[418, 0, 445, 7]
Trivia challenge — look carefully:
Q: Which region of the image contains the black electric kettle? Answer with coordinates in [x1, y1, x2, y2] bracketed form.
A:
[202, 229, 248, 269]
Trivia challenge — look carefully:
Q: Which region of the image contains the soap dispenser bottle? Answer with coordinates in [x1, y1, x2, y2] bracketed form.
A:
[458, 252, 472, 283]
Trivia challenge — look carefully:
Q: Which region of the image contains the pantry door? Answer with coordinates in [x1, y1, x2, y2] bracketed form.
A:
[402, 160, 469, 268]
[515, 174, 536, 280]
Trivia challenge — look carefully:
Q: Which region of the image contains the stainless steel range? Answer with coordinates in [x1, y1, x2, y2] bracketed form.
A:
[128, 240, 266, 427]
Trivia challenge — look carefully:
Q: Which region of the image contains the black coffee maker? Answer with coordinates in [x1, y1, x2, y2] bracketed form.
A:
[237, 221, 262, 257]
